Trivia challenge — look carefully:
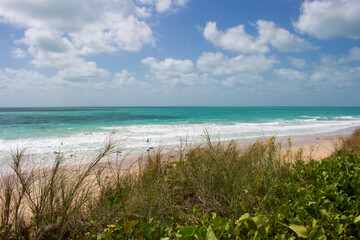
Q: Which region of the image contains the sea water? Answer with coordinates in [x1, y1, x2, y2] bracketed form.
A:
[1, 107, 360, 168]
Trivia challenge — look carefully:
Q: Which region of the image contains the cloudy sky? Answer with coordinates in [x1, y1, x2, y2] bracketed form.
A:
[0, 0, 360, 107]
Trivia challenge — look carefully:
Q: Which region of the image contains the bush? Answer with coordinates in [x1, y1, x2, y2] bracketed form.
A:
[2, 129, 360, 239]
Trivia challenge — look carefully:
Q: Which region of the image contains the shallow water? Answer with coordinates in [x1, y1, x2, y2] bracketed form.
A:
[1, 106, 360, 169]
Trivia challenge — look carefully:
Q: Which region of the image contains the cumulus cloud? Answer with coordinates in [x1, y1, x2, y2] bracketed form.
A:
[309, 67, 359, 88]
[0, 67, 146, 93]
[288, 57, 307, 68]
[203, 22, 268, 54]
[136, 0, 190, 13]
[21, 28, 76, 68]
[274, 68, 307, 81]
[197, 52, 278, 75]
[0, 0, 150, 31]
[2, 0, 155, 55]
[142, 57, 194, 74]
[71, 14, 154, 55]
[53, 62, 110, 83]
[11, 48, 26, 58]
[0, 0, 100, 31]
[0, 68, 52, 91]
[309, 55, 360, 89]
[339, 47, 360, 63]
[221, 74, 264, 87]
[294, 0, 360, 39]
[0, 0, 159, 83]
[155, 0, 172, 12]
[15, 27, 110, 84]
[257, 20, 316, 52]
[113, 70, 149, 88]
[142, 57, 216, 86]
[203, 20, 314, 54]
[141, 57, 195, 85]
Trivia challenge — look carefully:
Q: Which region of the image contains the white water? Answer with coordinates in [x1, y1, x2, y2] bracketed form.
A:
[1, 116, 360, 170]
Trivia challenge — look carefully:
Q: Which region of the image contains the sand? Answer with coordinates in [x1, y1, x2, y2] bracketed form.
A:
[99, 129, 350, 173]
[1, 127, 354, 177]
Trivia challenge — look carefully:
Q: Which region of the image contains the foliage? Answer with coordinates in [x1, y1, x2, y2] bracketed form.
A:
[87, 151, 360, 239]
[2, 130, 360, 239]
[343, 128, 360, 154]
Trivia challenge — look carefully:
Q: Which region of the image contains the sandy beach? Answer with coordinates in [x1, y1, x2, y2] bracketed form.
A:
[101, 128, 352, 173]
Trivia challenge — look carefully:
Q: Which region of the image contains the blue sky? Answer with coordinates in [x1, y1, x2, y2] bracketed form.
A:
[0, 0, 360, 107]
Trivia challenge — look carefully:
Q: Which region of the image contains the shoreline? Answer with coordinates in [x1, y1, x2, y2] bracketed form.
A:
[0, 126, 356, 174]
[102, 127, 353, 172]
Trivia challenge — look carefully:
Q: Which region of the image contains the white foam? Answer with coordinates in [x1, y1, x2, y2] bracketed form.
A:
[333, 116, 357, 120]
[1, 116, 360, 169]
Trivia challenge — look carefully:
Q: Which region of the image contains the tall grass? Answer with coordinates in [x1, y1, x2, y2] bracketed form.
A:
[89, 134, 297, 227]
[343, 128, 360, 153]
[0, 139, 115, 239]
[1, 130, 358, 239]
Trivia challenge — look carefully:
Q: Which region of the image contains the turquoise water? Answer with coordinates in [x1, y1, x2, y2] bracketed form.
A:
[1, 107, 360, 167]
[2, 107, 360, 139]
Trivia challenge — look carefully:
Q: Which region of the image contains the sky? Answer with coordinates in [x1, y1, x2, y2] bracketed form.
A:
[0, 0, 360, 107]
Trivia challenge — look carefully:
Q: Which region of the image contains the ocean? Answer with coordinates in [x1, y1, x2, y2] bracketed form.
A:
[1, 106, 360, 168]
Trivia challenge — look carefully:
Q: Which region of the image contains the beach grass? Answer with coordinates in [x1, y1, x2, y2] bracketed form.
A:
[1, 130, 360, 239]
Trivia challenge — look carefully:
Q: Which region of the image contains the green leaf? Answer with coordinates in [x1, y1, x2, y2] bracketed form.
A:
[213, 216, 222, 229]
[309, 228, 326, 240]
[236, 213, 250, 225]
[207, 228, 218, 240]
[195, 226, 207, 240]
[354, 215, 360, 223]
[335, 223, 344, 234]
[289, 224, 308, 238]
[122, 220, 138, 234]
[105, 195, 117, 207]
[191, 205, 202, 215]
[179, 226, 196, 236]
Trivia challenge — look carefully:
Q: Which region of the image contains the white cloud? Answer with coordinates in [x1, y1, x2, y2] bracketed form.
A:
[197, 52, 278, 75]
[21, 28, 76, 68]
[309, 55, 360, 89]
[221, 74, 264, 87]
[257, 20, 316, 52]
[0, 0, 101, 31]
[5, 1, 155, 56]
[203, 22, 268, 54]
[156, 0, 172, 12]
[0, 0, 193, 88]
[142, 57, 216, 87]
[294, 0, 360, 39]
[274, 68, 307, 81]
[174, 0, 190, 6]
[135, 0, 190, 13]
[0, 0, 159, 83]
[0, 0, 150, 31]
[113, 70, 149, 88]
[288, 57, 307, 68]
[141, 56, 195, 85]
[11, 48, 26, 58]
[142, 57, 194, 75]
[22, 29, 74, 54]
[71, 14, 154, 54]
[0, 68, 51, 91]
[53, 62, 110, 83]
[203, 20, 314, 54]
[339, 47, 360, 63]
[17, 27, 110, 83]
[0, 67, 146, 94]
[163, 72, 214, 87]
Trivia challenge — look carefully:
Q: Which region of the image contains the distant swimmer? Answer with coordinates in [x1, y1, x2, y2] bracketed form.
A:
[147, 138, 149, 142]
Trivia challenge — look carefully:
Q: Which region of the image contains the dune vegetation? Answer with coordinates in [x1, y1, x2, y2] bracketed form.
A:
[1, 131, 360, 239]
